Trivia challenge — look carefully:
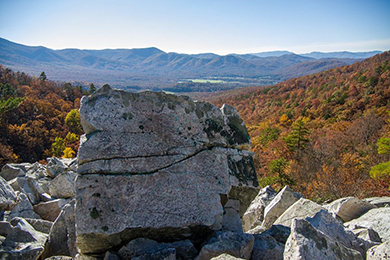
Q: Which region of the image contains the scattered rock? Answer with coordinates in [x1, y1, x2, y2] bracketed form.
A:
[49, 171, 76, 199]
[0, 217, 48, 259]
[274, 198, 324, 228]
[306, 209, 368, 256]
[0, 176, 16, 210]
[222, 199, 243, 233]
[251, 233, 284, 260]
[33, 198, 68, 221]
[23, 217, 53, 234]
[197, 231, 254, 260]
[366, 241, 390, 260]
[242, 185, 277, 232]
[0, 163, 31, 181]
[17, 176, 45, 205]
[0, 221, 13, 236]
[41, 200, 77, 258]
[345, 207, 390, 242]
[363, 197, 390, 208]
[284, 218, 363, 260]
[324, 197, 375, 222]
[46, 157, 68, 178]
[261, 186, 302, 230]
[8, 192, 41, 220]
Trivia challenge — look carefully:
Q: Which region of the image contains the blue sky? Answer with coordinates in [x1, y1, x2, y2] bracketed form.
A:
[1, 0, 389, 54]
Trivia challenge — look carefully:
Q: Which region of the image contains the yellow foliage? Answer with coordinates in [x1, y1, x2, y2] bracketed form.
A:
[62, 147, 75, 158]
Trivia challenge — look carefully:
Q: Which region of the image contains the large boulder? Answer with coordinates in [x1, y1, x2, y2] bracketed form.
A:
[242, 185, 277, 232]
[75, 88, 258, 254]
[284, 218, 363, 260]
[345, 207, 390, 242]
[33, 198, 68, 221]
[41, 200, 77, 258]
[306, 210, 369, 257]
[324, 197, 375, 222]
[197, 231, 254, 260]
[49, 171, 77, 199]
[273, 198, 324, 228]
[261, 186, 302, 230]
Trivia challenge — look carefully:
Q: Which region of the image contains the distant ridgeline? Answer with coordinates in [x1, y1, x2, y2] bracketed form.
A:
[0, 37, 381, 92]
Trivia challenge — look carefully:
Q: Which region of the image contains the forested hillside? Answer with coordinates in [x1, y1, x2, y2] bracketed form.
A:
[200, 51, 390, 201]
[0, 66, 84, 166]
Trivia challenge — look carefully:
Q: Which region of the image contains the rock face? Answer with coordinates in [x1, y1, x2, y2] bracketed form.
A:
[75, 87, 259, 254]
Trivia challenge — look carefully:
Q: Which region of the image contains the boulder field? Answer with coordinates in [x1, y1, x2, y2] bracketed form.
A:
[0, 88, 389, 259]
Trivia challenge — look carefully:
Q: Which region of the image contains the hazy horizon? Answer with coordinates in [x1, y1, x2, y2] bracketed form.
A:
[1, 0, 390, 55]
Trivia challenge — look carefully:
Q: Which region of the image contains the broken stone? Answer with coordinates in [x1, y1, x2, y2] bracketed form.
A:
[306, 209, 368, 256]
[251, 233, 284, 260]
[222, 199, 243, 233]
[197, 231, 254, 260]
[363, 197, 390, 208]
[284, 218, 363, 260]
[242, 185, 277, 232]
[46, 157, 68, 178]
[17, 176, 45, 205]
[274, 198, 324, 228]
[41, 200, 77, 258]
[0, 163, 31, 181]
[324, 197, 375, 222]
[345, 207, 390, 242]
[261, 186, 302, 230]
[0, 217, 47, 259]
[49, 171, 76, 198]
[33, 198, 68, 221]
[0, 176, 16, 210]
[8, 192, 41, 220]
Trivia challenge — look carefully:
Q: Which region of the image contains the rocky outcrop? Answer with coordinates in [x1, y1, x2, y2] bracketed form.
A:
[75, 87, 259, 254]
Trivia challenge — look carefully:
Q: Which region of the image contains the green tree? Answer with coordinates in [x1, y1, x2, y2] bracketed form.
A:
[284, 119, 311, 152]
[89, 83, 96, 94]
[38, 71, 47, 81]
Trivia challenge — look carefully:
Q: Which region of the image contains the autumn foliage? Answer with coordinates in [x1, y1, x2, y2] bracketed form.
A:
[199, 51, 390, 201]
[0, 66, 84, 166]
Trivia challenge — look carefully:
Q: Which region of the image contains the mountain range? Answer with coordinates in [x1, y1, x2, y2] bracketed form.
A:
[0, 37, 382, 91]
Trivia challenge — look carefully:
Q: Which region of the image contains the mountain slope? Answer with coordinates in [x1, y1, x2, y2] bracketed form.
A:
[0, 37, 375, 90]
[197, 51, 390, 200]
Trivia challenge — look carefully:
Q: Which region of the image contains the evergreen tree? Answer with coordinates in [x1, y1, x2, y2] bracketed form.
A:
[284, 119, 311, 152]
